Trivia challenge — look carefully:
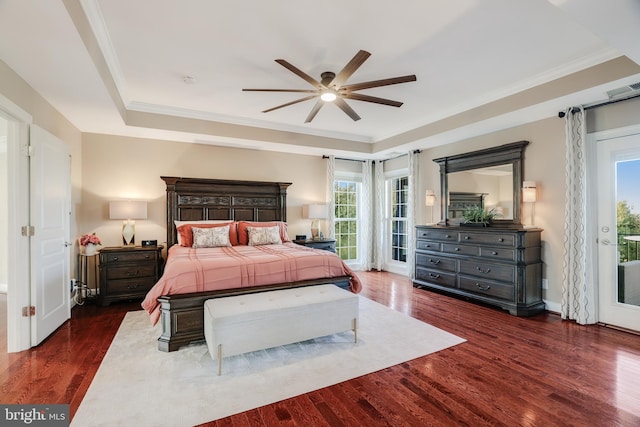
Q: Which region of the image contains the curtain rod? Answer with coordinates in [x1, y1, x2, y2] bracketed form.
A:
[322, 150, 421, 163]
[557, 92, 640, 118]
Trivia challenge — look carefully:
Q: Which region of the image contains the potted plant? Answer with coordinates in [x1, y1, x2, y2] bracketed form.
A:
[462, 207, 497, 227]
[80, 233, 102, 255]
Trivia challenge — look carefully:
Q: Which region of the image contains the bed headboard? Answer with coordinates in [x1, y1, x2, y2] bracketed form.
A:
[162, 176, 292, 247]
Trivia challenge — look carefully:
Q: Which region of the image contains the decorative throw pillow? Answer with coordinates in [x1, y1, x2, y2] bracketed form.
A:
[237, 221, 291, 245]
[192, 225, 232, 248]
[177, 222, 238, 247]
[247, 225, 282, 246]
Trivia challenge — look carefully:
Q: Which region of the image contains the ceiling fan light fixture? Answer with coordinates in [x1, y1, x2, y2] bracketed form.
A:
[320, 90, 337, 102]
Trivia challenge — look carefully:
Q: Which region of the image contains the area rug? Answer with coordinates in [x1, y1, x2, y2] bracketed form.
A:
[72, 296, 465, 426]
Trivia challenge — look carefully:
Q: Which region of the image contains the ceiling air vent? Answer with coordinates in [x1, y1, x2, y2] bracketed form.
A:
[606, 82, 640, 99]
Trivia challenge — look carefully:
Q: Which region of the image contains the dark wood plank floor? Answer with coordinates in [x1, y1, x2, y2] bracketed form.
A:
[1, 272, 640, 426]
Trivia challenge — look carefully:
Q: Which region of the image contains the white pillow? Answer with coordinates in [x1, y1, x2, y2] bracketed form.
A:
[174, 220, 231, 245]
[247, 225, 282, 246]
[192, 225, 232, 248]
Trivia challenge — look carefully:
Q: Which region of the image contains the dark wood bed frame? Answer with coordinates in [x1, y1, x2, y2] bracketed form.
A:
[155, 176, 351, 352]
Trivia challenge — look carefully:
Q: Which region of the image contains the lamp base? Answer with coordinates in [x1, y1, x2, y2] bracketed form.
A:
[122, 220, 135, 245]
[310, 219, 320, 240]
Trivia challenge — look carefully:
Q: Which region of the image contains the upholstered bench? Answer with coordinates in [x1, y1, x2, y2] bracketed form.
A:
[204, 284, 359, 375]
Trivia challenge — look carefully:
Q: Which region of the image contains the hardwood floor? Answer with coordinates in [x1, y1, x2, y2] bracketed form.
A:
[1, 272, 640, 426]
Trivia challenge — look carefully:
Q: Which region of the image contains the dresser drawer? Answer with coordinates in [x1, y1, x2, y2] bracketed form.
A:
[443, 243, 478, 256]
[103, 251, 157, 264]
[416, 253, 456, 272]
[416, 228, 457, 242]
[458, 232, 516, 247]
[416, 240, 441, 251]
[479, 246, 516, 261]
[459, 276, 515, 302]
[459, 260, 515, 283]
[104, 277, 156, 295]
[415, 267, 456, 288]
[106, 264, 156, 280]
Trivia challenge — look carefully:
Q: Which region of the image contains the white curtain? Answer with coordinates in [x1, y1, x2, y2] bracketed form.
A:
[561, 106, 597, 324]
[407, 151, 420, 279]
[326, 155, 335, 239]
[360, 160, 373, 270]
[372, 160, 385, 271]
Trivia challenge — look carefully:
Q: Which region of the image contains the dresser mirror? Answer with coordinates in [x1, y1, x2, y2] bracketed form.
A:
[433, 141, 528, 227]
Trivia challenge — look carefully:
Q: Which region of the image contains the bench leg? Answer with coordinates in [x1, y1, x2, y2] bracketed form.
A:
[217, 344, 222, 376]
[353, 318, 358, 343]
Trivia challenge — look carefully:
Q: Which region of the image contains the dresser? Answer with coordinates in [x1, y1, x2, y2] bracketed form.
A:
[98, 246, 163, 306]
[413, 225, 544, 316]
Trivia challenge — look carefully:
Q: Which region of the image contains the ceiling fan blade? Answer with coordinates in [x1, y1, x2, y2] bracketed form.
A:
[243, 88, 318, 93]
[341, 74, 417, 92]
[275, 59, 322, 88]
[262, 94, 318, 113]
[334, 98, 361, 121]
[304, 99, 325, 123]
[331, 50, 371, 88]
[342, 92, 403, 107]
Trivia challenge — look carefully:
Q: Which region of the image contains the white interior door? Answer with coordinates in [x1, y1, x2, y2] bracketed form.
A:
[29, 125, 71, 345]
[597, 132, 640, 332]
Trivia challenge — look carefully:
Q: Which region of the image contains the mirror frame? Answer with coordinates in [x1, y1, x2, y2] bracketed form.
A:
[433, 140, 529, 227]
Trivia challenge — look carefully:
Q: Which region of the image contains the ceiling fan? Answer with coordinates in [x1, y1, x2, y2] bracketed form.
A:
[243, 50, 417, 123]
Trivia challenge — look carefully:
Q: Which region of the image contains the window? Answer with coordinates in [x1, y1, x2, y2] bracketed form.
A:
[334, 180, 359, 261]
[390, 176, 408, 263]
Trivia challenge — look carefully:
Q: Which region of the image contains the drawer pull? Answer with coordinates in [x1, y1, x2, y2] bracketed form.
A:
[126, 284, 140, 290]
[112, 257, 119, 262]
[464, 236, 470, 240]
[498, 238, 504, 242]
[445, 234, 452, 238]
[491, 251, 498, 256]
[428, 273, 441, 279]
[476, 267, 491, 274]
[144, 255, 150, 259]
[475, 283, 491, 291]
[454, 247, 461, 252]
[126, 270, 139, 277]
[429, 259, 440, 265]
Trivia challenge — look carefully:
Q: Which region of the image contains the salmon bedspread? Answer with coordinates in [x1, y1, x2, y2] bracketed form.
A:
[141, 242, 362, 325]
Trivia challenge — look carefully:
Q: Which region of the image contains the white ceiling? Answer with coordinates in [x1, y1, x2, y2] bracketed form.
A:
[0, 0, 639, 159]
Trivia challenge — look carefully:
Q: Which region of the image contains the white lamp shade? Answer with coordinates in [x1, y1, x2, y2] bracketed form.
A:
[522, 181, 537, 203]
[425, 190, 436, 207]
[306, 204, 329, 219]
[109, 201, 148, 220]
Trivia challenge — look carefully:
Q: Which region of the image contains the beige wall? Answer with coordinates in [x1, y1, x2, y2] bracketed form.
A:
[79, 134, 328, 251]
[0, 145, 6, 286]
[0, 60, 82, 275]
[418, 117, 567, 307]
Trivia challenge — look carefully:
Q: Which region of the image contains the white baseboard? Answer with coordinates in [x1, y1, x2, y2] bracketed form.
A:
[544, 299, 561, 314]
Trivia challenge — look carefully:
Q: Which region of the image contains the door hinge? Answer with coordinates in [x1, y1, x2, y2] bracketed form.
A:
[27, 145, 33, 157]
[22, 306, 36, 317]
[21, 225, 35, 237]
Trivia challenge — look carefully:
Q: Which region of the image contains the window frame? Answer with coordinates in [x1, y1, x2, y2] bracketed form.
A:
[384, 169, 410, 275]
[333, 172, 363, 267]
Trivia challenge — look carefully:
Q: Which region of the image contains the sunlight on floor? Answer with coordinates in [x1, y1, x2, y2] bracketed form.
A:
[616, 349, 640, 417]
[387, 278, 413, 315]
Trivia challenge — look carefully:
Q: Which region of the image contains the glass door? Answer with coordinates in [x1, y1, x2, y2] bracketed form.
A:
[597, 132, 640, 331]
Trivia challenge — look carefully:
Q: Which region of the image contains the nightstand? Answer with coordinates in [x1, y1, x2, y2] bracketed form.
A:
[98, 245, 163, 306]
[293, 238, 336, 253]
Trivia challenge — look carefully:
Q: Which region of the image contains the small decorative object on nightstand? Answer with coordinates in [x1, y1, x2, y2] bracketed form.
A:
[98, 245, 163, 306]
[293, 238, 336, 253]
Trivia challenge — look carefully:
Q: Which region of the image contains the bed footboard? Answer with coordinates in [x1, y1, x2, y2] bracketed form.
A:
[157, 277, 352, 352]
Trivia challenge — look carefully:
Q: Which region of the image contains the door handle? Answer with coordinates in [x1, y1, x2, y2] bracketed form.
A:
[64, 241, 72, 247]
[601, 239, 618, 246]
